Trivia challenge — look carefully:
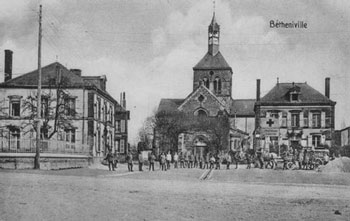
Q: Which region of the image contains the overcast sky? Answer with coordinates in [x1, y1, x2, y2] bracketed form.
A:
[1, 0, 349, 145]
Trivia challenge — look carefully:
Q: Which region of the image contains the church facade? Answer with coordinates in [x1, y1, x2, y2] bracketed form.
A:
[157, 14, 255, 156]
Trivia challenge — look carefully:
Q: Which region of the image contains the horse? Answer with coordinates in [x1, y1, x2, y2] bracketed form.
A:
[230, 148, 254, 169]
[255, 150, 278, 169]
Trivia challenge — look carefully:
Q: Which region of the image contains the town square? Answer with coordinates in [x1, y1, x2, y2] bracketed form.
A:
[0, 0, 350, 220]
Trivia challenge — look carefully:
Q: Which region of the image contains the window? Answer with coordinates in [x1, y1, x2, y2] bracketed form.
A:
[9, 127, 20, 150]
[203, 78, 209, 88]
[64, 97, 76, 116]
[312, 135, 321, 148]
[198, 95, 205, 102]
[9, 99, 20, 117]
[121, 120, 125, 133]
[65, 128, 76, 143]
[120, 139, 125, 153]
[41, 97, 49, 118]
[116, 120, 121, 132]
[291, 113, 300, 127]
[312, 113, 321, 128]
[325, 111, 331, 128]
[97, 98, 101, 120]
[291, 93, 299, 102]
[214, 77, 221, 94]
[303, 111, 309, 128]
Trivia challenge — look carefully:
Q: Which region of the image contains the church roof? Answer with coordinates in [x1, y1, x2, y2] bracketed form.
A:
[158, 98, 185, 113]
[193, 51, 232, 71]
[230, 99, 255, 117]
[260, 82, 336, 105]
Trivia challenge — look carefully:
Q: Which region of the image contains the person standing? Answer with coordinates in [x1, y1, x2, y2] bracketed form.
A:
[166, 152, 172, 170]
[127, 152, 133, 172]
[199, 154, 204, 169]
[209, 154, 215, 169]
[180, 153, 185, 168]
[149, 152, 155, 171]
[104, 151, 114, 171]
[138, 152, 144, 171]
[185, 152, 189, 168]
[194, 154, 199, 168]
[189, 153, 194, 168]
[205, 153, 210, 169]
[161, 153, 167, 171]
[226, 153, 231, 170]
[113, 152, 118, 169]
[173, 152, 179, 169]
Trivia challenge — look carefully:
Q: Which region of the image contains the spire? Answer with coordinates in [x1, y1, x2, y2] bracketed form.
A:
[208, 3, 220, 56]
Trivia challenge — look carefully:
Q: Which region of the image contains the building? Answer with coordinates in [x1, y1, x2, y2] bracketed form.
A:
[254, 78, 336, 153]
[0, 50, 129, 161]
[156, 13, 255, 156]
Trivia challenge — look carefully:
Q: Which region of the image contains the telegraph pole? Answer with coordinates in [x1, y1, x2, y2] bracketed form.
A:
[34, 4, 42, 169]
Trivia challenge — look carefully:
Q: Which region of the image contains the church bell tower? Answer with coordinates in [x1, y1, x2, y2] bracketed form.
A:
[208, 13, 220, 56]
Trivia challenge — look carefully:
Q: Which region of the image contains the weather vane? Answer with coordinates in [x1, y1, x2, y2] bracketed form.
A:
[213, 0, 216, 14]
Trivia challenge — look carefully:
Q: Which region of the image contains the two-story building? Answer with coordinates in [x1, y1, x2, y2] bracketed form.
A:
[0, 50, 129, 160]
[254, 78, 336, 153]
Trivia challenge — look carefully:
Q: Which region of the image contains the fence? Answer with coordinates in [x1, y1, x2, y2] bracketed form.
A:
[0, 138, 91, 155]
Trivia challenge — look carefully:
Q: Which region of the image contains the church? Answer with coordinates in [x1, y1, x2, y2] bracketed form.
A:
[156, 13, 255, 156]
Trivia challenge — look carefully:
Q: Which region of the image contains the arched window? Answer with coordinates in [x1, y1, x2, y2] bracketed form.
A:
[203, 78, 209, 88]
[214, 77, 221, 94]
[197, 109, 207, 117]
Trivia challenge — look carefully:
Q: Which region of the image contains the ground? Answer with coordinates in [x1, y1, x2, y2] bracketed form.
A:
[1, 163, 350, 221]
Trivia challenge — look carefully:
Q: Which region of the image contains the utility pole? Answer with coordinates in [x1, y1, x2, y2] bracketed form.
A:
[34, 4, 42, 169]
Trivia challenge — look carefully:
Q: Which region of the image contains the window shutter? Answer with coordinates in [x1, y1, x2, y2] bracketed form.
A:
[287, 112, 291, 127]
[309, 112, 313, 128]
[321, 112, 326, 128]
[299, 112, 304, 127]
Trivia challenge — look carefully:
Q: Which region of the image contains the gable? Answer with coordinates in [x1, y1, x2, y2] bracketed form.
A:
[178, 85, 227, 116]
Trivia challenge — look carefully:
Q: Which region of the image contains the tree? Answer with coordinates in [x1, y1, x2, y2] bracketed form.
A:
[21, 76, 77, 140]
[153, 110, 230, 154]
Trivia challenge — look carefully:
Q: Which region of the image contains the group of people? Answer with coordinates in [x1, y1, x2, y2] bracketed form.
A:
[154, 151, 234, 171]
[104, 150, 237, 172]
[281, 148, 330, 170]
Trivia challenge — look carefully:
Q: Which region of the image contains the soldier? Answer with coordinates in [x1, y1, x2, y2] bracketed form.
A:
[104, 151, 114, 171]
[199, 154, 204, 169]
[138, 152, 143, 171]
[256, 146, 264, 169]
[205, 152, 210, 169]
[149, 152, 156, 171]
[113, 152, 118, 169]
[126, 152, 133, 172]
[189, 153, 194, 168]
[173, 152, 179, 169]
[209, 154, 215, 169]
[180, 152, 185, 168]
[166, 152, 172, 170]
[226, 153, 232, 170]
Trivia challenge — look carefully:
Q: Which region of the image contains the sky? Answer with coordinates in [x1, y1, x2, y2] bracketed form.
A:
[0, 0, 350, 145]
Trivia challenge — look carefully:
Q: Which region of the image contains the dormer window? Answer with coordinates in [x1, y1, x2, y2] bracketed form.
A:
[289, 84, 300, 102]
[291, 92, 299, 102]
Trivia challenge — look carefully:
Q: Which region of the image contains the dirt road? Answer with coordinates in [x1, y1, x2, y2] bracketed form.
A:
[0, 166, 349, 221]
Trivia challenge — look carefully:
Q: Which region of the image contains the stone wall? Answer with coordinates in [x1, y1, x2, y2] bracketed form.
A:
[0, 153, 92, 170]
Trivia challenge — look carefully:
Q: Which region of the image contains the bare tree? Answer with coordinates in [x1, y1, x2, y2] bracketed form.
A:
[154, 110, 230, 154]
[21, 76, 76, 140]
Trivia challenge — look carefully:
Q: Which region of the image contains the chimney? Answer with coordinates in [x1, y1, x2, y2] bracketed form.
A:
[70, 69, 82, 77]
[325, 77, 330, 98]
[100, 75, 106, 91]
[123, 92, 126, 108]
[256, 79, 261, 101]
[4, 50, 13, 82]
